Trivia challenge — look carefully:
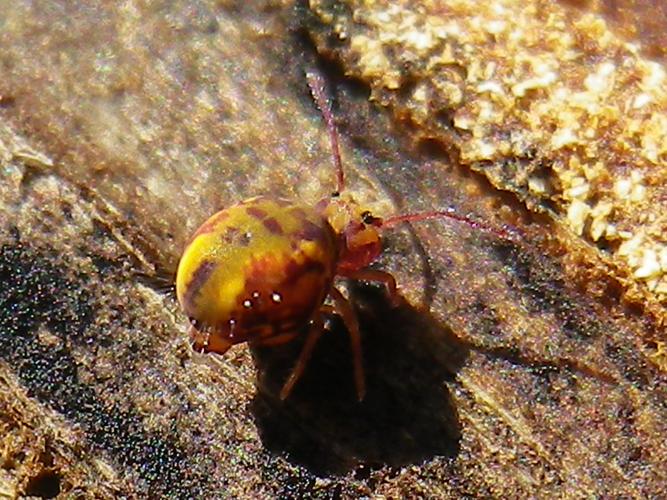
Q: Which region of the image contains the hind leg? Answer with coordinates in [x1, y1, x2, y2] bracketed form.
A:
[278, 315, 325, 400]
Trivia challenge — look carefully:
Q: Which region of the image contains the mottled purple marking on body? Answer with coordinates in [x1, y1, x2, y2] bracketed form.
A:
[192, 211, 229, 239]
[283, 258, 327, 286]
[262, 217, 284, 235]
[288, 206, 308, 220]
[246, 206, 268, 219]
[182, 260, 217, 313]
[298, 219, 327, 242]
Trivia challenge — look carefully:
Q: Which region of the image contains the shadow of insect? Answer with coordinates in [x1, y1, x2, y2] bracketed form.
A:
[251, 282, 467, 475]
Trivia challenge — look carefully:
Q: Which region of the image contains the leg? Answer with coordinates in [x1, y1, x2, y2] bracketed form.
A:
[279, 315, 325, 400]
[306, 70, 345, 194]
[338, 268, 400, 307]
[328, 287, 366, 401]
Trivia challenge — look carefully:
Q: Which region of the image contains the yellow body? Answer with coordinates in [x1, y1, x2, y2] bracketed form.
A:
[176, 197, 338, 348]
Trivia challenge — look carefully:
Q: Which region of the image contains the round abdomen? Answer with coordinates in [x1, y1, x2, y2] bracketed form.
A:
[176, 197, 338, 349]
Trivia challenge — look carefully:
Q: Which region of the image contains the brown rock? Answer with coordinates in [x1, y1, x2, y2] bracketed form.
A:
[0, 0, 664, 497]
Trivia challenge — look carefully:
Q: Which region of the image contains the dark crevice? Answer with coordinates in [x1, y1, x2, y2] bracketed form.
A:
[24, 470, 62, 499]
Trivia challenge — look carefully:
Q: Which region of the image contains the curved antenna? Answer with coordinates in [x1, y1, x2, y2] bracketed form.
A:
[381, 208, 521, 242]
[306, 70, 345, 195]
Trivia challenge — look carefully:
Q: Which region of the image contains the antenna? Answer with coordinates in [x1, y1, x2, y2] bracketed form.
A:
[305, 71, 520, 244]
[381, 208, 521, 242]
[306, 70, 345, 195]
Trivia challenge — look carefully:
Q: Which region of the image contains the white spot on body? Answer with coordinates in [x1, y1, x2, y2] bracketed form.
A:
[271, 292, 282, 303]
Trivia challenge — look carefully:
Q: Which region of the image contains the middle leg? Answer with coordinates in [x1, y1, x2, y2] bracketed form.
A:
[328, 287, 366, 401]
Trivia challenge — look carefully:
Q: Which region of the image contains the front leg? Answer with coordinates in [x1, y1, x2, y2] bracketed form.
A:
[338, 268, 400, 307]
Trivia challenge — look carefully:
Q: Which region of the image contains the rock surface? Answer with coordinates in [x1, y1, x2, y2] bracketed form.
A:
[0, 1, 664, 498]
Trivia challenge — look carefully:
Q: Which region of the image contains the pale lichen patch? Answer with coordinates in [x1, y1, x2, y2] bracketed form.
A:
[310, 0, 667, 303]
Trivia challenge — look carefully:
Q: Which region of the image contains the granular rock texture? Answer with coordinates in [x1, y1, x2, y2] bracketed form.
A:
[309, 0, 667, 311]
